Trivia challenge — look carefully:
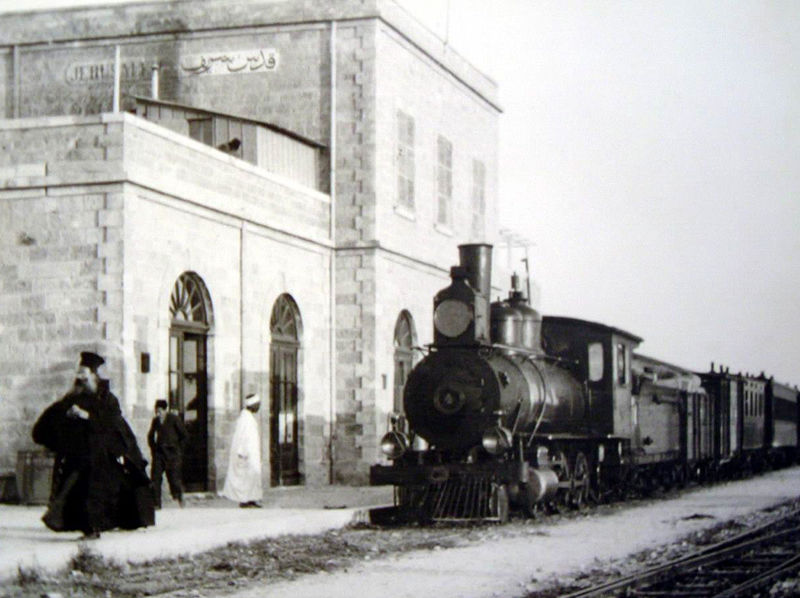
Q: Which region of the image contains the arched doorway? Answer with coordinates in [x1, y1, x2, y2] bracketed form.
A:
[168, 272, 212, 491]
[393, 310, 417, 417]
[269, 294, 302, 486]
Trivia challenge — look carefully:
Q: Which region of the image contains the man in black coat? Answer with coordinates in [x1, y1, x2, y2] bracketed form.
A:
[148, 399, 188, 508]
[32, 351, 155, 539]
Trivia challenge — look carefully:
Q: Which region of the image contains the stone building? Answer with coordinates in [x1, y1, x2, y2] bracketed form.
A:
[0, 0, 504, 493]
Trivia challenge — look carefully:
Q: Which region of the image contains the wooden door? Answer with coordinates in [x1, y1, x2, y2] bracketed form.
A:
[270, 343, 299, 486]
[169, 330, 208, 491]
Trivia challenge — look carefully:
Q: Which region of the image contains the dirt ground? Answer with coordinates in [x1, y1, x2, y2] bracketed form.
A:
[3, 466, 799, 598]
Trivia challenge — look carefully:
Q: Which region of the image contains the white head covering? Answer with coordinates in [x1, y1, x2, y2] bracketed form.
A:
[244, 394, 260, 407]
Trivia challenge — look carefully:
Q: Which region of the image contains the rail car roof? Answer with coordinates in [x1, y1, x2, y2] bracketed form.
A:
[542, 315, 643, 343]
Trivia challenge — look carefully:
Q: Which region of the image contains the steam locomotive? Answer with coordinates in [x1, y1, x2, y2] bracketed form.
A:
[369, 244, 799, 522]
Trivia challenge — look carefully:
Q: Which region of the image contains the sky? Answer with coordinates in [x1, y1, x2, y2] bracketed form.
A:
[2, 0, 799, 385]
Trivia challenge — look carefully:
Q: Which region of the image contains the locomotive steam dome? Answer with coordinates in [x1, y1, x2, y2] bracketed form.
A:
[510, 292, 543, 353]
[490, 300, 522, 347]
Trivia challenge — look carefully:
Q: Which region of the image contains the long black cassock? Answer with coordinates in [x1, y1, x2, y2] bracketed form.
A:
[32, 380, 155, 533]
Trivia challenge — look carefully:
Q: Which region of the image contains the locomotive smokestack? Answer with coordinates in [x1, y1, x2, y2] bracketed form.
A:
[443, 243, 491, 344]
[458, 244, 492, 299]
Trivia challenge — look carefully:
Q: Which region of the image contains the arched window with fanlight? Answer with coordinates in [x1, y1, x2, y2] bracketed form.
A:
[269, 294, 302, 486]
[393, 310, 417, 415]
[168, 272, 212, 491]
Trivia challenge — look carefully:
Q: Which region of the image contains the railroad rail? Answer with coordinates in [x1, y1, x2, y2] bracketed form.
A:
[561, 509, 800, 598]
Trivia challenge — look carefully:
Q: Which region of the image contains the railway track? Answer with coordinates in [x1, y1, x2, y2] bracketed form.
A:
[561, 509, 800, 598]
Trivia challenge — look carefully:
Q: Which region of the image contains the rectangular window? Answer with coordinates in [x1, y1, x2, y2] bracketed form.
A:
[616, 343, 628, 385]
[188, 118, 213, 146]
[471, 159, 485, 238]
[588, 342, 604, 382]
[396, 110, 415, 210]
[436, 136, 453, 227]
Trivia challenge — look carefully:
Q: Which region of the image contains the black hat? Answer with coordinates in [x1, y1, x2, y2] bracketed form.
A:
[155, 399, 168, 410]
[79, 351, 105, 372]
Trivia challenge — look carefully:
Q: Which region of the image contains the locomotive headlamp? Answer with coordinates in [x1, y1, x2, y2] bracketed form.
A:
[482, 425, 513, 455]
[380, 430, 409, 460]
[434, 299, 473, 338]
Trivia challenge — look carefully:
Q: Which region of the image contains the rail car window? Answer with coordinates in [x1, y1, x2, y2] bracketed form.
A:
[616, 343, 629, 385]
[588, 342, 604, 382]
[396, 110, 415, 211]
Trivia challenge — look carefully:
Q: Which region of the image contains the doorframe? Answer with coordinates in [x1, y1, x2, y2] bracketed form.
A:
[166, 271, 214, 492]
[268, 294, 304, 487]
[169, 324, 210, 492]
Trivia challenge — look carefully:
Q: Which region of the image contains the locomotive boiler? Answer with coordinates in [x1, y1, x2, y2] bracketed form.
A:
[371, 244, 595, 522]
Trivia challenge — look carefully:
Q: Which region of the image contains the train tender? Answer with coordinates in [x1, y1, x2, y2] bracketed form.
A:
[369, 243, 799, 523]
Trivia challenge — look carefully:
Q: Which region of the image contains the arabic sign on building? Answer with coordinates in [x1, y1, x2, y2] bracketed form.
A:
[180, 49, 279, 76]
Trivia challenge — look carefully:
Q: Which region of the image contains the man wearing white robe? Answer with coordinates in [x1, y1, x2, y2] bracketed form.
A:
[221, 394, 263, 507]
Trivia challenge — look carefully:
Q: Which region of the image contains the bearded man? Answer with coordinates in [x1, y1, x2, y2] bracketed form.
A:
[32, 351, 155, 539]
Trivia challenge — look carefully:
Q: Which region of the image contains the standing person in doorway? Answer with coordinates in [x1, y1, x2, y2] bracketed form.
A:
[147, 399, 188, 509]
[220, 394, 263, 508]
[32, 351, 155, 539]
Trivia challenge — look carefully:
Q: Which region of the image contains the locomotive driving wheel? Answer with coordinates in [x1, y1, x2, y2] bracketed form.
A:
[570, 452, 590, 509]
[546, 450, 570, 514]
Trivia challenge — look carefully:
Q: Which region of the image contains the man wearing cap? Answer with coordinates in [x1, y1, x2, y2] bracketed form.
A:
[220, 394, 263, 508]
[148, 399, 188, 509]
[32, 351, 155, 539]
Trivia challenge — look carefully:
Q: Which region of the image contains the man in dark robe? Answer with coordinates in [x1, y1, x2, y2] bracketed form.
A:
[32, 351, 155, 539]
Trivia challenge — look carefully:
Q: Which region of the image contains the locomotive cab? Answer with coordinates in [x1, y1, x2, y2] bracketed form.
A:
[541, 316, 642, 439]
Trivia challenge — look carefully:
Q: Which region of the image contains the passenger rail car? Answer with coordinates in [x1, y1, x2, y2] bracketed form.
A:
[369, 244, 800, 523]
[767, 378, 800, 466]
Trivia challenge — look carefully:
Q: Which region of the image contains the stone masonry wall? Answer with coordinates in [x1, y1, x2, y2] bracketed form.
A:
[0, 118, 126, 474]
[0, 0, 502, 484]
[331, 20, 378, 484]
